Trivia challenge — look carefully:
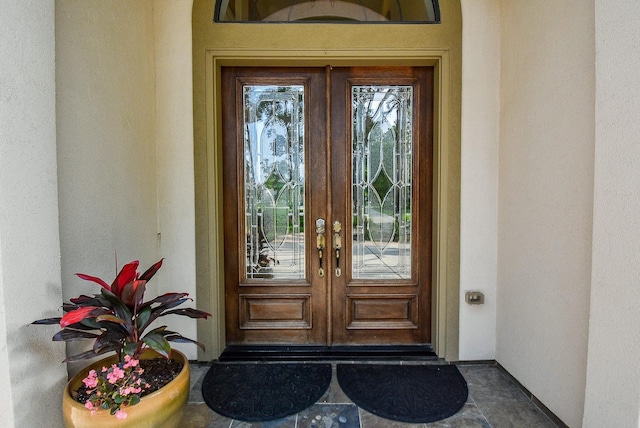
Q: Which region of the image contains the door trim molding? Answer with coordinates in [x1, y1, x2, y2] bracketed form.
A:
[200, 48, 453, 359]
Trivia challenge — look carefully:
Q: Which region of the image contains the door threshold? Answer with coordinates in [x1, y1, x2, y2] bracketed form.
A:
[218, 345, 438, 362]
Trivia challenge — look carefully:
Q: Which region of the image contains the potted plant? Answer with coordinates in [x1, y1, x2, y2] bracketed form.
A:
[33, 258, 211, 427]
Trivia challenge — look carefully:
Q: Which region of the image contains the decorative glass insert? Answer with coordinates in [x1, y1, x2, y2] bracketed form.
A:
[352, 86, 413, 280]
[215, 0, 440, 23]
[243, 85, 306, 280]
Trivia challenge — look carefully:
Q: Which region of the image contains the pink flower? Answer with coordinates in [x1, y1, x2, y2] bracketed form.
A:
[123, 355, 139, 369]
[107, 366, 125, 384]
[115, 409, 128, 420]
[82, 370, 98, 389]
[84, 401, 94, 410]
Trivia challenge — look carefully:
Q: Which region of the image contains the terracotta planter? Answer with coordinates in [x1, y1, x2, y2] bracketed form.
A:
[62, 349, 189, 428]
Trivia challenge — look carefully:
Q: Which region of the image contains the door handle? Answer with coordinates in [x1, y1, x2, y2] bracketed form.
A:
[316, 218, 326, 277]
[333, 221, 342, 277]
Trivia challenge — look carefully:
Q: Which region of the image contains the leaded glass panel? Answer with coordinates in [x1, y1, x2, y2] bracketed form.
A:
[352, 85, 413, 279]
[243, 85, 305, 280]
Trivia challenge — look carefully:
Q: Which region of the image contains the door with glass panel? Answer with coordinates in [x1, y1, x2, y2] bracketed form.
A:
[222, 66, 433, 346]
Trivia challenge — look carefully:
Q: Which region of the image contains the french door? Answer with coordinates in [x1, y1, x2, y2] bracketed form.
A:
[222, 66, 433, 347]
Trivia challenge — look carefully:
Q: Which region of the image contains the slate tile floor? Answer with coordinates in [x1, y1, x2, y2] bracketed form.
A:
[181, 362, 559, 428]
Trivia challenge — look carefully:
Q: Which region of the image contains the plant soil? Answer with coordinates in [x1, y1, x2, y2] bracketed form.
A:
[72, 358, 184, 404]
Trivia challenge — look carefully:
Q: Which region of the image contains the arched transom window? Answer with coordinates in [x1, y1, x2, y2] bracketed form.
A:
[214, 0, 440, 23]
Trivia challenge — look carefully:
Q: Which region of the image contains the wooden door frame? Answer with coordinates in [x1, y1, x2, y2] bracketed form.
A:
[200, 48, 454, 359]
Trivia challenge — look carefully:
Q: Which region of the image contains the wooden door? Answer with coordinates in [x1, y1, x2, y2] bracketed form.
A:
[222, 66, 433, 347]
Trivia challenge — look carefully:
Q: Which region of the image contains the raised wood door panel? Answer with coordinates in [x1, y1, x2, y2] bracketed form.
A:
[221, 66, 433, 347]
[221, 67, 328, 345]
[330, 67, 433, 345]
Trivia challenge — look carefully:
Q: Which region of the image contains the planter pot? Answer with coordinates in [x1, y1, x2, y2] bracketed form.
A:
[62, 349, 189, 428]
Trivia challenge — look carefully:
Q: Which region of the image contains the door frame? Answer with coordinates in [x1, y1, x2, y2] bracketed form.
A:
[200, 48, 453, 359]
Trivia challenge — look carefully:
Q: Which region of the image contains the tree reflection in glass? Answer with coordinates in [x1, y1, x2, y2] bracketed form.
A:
[243, 85, 306, 280]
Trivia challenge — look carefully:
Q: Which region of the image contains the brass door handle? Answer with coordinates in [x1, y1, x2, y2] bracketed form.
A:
[333, 221, 342, 277]
[316, 218, 326, 277]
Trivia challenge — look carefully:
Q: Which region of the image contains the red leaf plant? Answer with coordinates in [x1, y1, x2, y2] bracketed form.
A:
[33, 258, 211, 363]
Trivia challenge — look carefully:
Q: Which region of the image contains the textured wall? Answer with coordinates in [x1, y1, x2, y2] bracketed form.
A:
[154, 0, 199, 359]
[55, 0, 159, 373]
[458, 0, 500, 361]
[583, 0, 640, 425]
[497, 2, 595, 426]
[0, 1, 66, 426]
[55, 0, 200, 365]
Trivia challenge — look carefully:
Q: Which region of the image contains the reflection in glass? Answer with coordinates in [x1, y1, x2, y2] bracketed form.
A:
[215, 0, 440, 23]
[352, 86, 413, 279]
[243, 85, 305, 279]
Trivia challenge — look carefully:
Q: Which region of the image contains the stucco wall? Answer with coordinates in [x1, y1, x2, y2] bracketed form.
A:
[0, 1, 66, 426]
[55, 0, 160, 371]
[497, 2, 594, 426]
[458, 0, 500, 361]
[154, 0, 199, 359]
[583, 0, 640, 425]
[55, 0, 200, 365]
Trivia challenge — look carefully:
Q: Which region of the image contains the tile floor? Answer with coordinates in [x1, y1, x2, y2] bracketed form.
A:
[181, 362, 560, 428]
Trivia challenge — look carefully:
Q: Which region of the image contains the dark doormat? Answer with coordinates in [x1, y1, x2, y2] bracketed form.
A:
[201, 362, 332, 422]
[337, 364, 468, 424]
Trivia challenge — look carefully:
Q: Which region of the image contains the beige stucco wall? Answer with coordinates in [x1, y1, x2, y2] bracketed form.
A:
[0, 1, 66, 426]
[56, 0, 199, 364]
[497, 2, 594, 426]
[55, 0, 160, 371]
[458, 0, 500, 361]
[583, 0, 640, 425]
[0, 1, 199, 424]
[153, 0, 200, 359]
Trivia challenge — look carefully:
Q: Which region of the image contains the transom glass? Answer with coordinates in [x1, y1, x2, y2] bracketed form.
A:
[215, 0, 440, 23]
